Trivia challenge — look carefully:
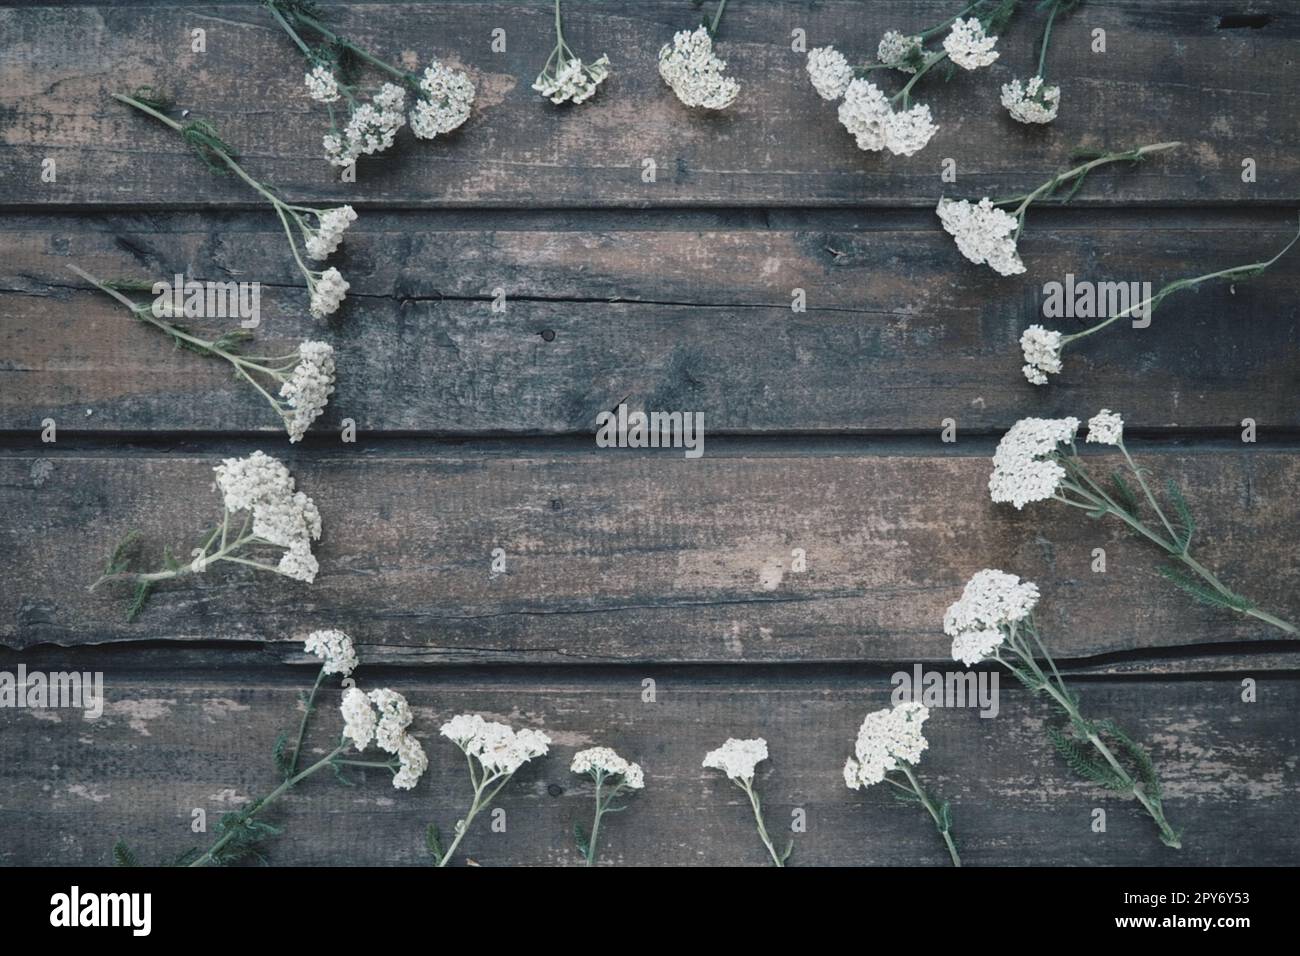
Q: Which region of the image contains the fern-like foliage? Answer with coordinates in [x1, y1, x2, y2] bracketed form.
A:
[1047, 725, 1128, 792]
[1109, 470, 1140, 519]
[1164, 478, 1195, 552]
[426, 823, 444, 866]
[1097, 718, 1162, 799]
[209, 810, 281, 866]
[112, 839, 140, 867]
[272, 733, 293, 779]
[1157, 564, 1254, 613]
[573, 821, 590, 859]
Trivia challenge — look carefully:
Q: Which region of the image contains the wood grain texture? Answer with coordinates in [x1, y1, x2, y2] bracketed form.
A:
[1, 666, 1295, 866]
[3, 448, 1297, 663]
[3, 211, 1297, 434]
[1, 2, 1297, 207]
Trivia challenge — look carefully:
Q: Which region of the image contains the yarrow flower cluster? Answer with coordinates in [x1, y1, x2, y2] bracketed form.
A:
[806, 4, 1014, 157]
[533, 0, 610, 105]
[837, 79, 938, 157]
[943, 569, 1040, 665]
[429, 715, 553, 866]
[658, 26, 739, 110]
[943, 571, 1183, 848]
[270, 2, 476, 165]
[702, 736, 769, 783]
[341, 688, 428, 790]
[988, 415, 1079, 509]
[91, 450, 325, 619]
[1001, 75, 1060, 124]
[703, 736, 791, 866]
[943, 18, 1000, 69]
[939, 143, 1181, 277]
[1086, 408, 1124, 446]
[571, 746, 645, 865]
[280, 341, 336, 441]
[1020, 324, 1063, 384]
[936, 197, 1026, 276]
[806, 46, 853, 100]
[303, 205, 356, 260]
[304, 628, 357, 677]
[843, 701, 929, 789]
[842, 702, 960, 865]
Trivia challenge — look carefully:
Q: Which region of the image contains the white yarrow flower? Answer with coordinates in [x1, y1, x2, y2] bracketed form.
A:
[703, 737, 769, 784]
[944, 569, 1041, 640]
[304, 205, 357, 261]
[280, 341, 336, 442]
[212, 451, 322, 580]
[323, 83, 407, 167]
[843, 701, 929, 789]
[1087, 409, 1124, 446]
[304, 65, 341, 103]
[936, 197, 1025, 276]
[806, 45, 853, 100]
[877, 30, 923, 73]
[1020, 324, 1064, 385]
[1001, 75, 1060, 124]
[571, 746, 645, 789]
[303, 628, 357, 677]
[658, 26, 739, 110]
[533, 54, 611, 105]
[410, 61, 475, 139]
[309, 267, 349, 319]
[988, 416, 1080, 508]
[340, 687, 377, 751]
[943, 18, 999, 70]
[838, 79, 938, 156]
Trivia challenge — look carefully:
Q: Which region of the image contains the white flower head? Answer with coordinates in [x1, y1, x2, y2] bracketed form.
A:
[1087, 409, 1124, 446]
[936, 197, 1025, 276]
[533, 54, 611, 105]
[843, 701, 929, 789]
[277, 539, 319, 583]
[340, 686, 377, 751]
[877, 31, 923, 73]
[1001, 75, 1060, 124]
[989, 416, 1080, 508]
[659, 26, 739, 110]
[280, 340, 335, 442]
[410, 60, 475, 139]
[303, 628, 357, 677]
[212, 451, 321, 580]
[944, 18, 999, 70]
[393, 734, 428, 790]
[304, 205, 357, 261]
[1020, 324, 1063, 385]
[944, 569, 1041, 661]
[571, 746, 646, 789]
[806, 46, 853, 100]
[309, 267, 349, 319]
[703, 737, 768, 784]
[323, 83, 407, 167]
[441, 714, 551, 775]
[368, 688, 414, 753]
[838, 79, 938, 156]
[304, 65, 340, 104]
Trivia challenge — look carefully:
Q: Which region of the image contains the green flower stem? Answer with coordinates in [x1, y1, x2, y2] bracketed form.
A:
[280, 7, 417, 87]
[436, 755, 515, 867]
[736, 778, 784, 866]
[89, 527, 261, 591]
[289, 667, 327, 775]
[1036, 0, 1064, 79]
[67, 264, 301, 427]
[580, 770, 631, 866]
[266, 2, 312, 57]
[1059, 223, 1300, 347]
[188, 741, 350, 867]
[994, 142, 1181, 237]
[994, 628, 1181, 849]
[920, 0, 986, 38]
[892, 51, 948, 108]
[892, 764, 960, 866]
[1052, 450, 1297, 635]
[708, 0, 729, 37]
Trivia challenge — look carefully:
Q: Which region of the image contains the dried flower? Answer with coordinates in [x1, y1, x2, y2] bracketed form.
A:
[806, 45, 853, 100]
[943, 17, 999, 69]
[1001, 75, 1060, 124]
[658, 26, 739, 110]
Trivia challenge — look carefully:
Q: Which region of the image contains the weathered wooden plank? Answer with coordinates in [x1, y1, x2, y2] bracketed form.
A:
[1, 2, 1296, 207]
[4, 212, 1297, 433]
[1, 667, 1294, 866]
[3, 448, 1297, 662]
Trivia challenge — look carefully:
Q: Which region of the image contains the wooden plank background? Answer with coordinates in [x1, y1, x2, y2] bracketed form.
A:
[1, 0, 1297, 866]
